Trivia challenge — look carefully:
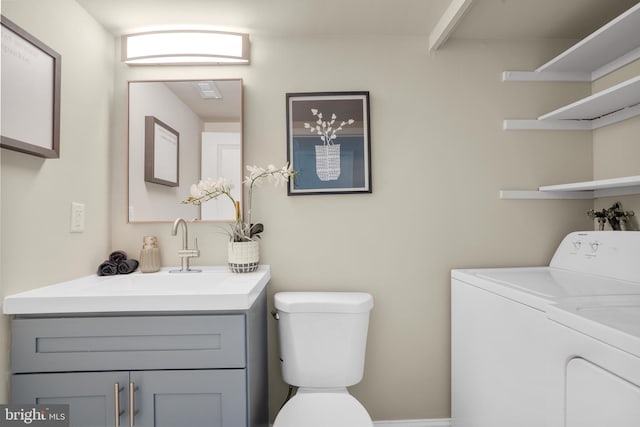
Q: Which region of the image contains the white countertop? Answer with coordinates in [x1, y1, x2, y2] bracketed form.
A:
[2, 265, 270, 315]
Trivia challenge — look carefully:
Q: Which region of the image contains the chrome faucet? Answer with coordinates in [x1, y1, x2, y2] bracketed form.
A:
[170, 218, 201, 273]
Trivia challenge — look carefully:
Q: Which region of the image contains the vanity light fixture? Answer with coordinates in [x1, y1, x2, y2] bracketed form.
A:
[121, 29, 250, 65]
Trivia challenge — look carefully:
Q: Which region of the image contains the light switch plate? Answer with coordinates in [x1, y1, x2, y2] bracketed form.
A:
[71, 202, 85, 233]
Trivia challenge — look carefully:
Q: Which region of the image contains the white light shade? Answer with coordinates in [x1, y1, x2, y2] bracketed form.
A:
[122, 30, 250, 65]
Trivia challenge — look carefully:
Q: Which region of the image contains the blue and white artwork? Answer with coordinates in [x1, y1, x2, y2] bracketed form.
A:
[286, 92, 371, 195]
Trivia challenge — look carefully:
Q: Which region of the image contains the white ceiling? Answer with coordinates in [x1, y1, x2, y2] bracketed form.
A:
[77, 0, 639, 41]
[76, 0, 451, 36]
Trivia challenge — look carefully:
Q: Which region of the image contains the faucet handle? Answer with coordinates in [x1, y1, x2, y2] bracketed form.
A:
[180, 237, 200, 259]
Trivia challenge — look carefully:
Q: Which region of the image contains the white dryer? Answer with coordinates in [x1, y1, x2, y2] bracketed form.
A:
[548, 295, 640, 427]
[451, 231, 640, 427]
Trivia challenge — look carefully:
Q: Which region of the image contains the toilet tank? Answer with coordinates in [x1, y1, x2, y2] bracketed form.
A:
[274, 292, 374, 388]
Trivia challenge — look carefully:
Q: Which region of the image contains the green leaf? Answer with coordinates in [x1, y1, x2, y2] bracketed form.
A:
[249, 223, 264, 237]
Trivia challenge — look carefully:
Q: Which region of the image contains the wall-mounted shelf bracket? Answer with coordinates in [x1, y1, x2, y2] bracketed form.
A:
[501, 176, 640, 200]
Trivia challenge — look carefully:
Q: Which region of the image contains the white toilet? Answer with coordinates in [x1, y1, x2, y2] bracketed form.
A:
[273, 292, 374, 427]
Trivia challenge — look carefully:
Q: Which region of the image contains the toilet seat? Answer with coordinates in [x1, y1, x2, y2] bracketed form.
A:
[273, 391, 373, 427]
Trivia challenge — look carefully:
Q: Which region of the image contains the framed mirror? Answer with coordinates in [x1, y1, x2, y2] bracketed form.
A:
[128, 79, 243, 223]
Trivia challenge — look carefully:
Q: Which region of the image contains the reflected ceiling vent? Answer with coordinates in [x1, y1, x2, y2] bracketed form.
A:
[195, 81, 223, 99]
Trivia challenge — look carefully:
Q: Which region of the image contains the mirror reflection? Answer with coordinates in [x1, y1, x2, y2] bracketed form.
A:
[128, 79, 242, 223]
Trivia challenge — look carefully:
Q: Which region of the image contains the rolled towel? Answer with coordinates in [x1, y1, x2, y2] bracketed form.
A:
[109, 250, 127, 263]
[98, 260, 118, 276]
[117, 259, 139, 274]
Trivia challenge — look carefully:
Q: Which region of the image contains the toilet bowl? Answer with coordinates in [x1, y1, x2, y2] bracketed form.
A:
[274, 389, 372, 427]
[273, 292, 374, 427]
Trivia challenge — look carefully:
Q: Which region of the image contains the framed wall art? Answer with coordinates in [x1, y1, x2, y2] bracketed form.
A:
[144, 115, 179, 187]
[286, 91, 371, 195]
[0, 15, 61, 158]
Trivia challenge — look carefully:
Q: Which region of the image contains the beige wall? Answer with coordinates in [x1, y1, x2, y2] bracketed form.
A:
[0, 0, 115, 402]
[7, 0, 637, 421]
[111, 36, 593, 420]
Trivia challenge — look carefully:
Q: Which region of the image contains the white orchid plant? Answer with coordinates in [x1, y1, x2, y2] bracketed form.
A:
[303, 109, 355, 145]
[183, 164, 296, 242]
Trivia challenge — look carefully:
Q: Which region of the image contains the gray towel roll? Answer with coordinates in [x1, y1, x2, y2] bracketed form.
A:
[109, 250, 128, 263]
[98, 260, 118, 276]
[117, 259, 139, 274]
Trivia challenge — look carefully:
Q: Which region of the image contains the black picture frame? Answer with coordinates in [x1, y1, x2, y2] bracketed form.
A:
[144, 116, 180, 187]
[286, 91, 371, 195]
[0, 15, 61, 159]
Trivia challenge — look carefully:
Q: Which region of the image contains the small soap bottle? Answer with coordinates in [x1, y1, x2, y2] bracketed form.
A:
[139, 236, 161, 273]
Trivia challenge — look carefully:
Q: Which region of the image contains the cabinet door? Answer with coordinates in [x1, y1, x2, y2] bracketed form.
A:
[132, 369, 247, 427]
[12, 371, 130, 427]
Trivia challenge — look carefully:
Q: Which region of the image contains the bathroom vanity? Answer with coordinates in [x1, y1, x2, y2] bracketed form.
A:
[3, 266, 270, 427]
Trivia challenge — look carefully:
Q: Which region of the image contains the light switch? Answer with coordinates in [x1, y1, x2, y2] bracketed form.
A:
[71, 202, 85, 233]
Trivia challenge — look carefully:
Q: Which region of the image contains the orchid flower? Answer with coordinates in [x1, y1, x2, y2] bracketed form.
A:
[182, 163, 296, 242]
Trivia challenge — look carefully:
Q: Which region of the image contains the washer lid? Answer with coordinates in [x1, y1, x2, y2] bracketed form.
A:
[548, 295, 640, 357]
[452, 267, 640, 311]
[274, 292, 374, 313]
[274, 392, 372, 427]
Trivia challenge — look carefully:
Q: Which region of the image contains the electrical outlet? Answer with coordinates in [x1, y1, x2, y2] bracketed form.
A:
[71, 202, 85, 233]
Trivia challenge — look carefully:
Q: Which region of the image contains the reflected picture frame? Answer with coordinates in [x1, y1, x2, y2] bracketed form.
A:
[144, 115, 179, 187]
[286, 91, 371, 195]
[0, 15, 61, 159]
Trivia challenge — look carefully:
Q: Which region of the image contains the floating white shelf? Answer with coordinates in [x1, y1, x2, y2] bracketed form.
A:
[503, 3, 640, 82]
[504, 75, 640, 130]
[501, 176, 640, 200]
[539, 76, 640, 120]
[500, 4, 640, 201]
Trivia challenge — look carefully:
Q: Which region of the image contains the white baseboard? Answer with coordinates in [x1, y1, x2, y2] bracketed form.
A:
[271, 420, 452, 427]
[374, 419, 452, 427]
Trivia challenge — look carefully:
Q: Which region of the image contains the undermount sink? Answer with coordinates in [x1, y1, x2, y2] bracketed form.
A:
[3, 265, 270, 315]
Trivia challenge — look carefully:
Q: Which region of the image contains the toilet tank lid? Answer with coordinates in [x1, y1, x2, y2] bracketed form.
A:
[275, 292, 374, 314]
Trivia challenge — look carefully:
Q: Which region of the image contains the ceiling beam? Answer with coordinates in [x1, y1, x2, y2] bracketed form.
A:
[428, 0, 473, 52]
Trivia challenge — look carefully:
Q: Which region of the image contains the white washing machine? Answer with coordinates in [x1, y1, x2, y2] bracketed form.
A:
[451, 231, 640, 427]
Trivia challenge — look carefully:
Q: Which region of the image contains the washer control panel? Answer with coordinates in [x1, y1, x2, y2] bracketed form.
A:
[551, 231, 640, 282]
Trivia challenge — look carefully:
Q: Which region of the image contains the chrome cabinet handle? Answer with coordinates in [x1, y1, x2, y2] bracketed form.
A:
[128, 382, 139, 427]
[114, 383, 124, 427]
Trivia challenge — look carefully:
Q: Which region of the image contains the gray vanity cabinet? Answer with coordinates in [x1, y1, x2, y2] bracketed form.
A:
[10, 289, 268, 427]
[13, 370, 246, 427]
